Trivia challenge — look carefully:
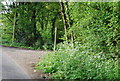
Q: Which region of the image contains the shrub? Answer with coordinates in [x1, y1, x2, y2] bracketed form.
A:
[36, 43, 119, 79]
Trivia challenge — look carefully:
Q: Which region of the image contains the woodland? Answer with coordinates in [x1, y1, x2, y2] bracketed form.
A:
[0, 1, 120, 79]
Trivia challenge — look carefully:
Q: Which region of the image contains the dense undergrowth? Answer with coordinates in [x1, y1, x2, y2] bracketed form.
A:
[36, 42, 119, 79]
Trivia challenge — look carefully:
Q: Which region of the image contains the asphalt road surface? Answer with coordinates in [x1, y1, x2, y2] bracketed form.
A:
[0, 47, 30, 80]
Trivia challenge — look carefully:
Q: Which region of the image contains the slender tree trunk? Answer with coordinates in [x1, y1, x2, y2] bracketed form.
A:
[32, 9, 37, 46]
[33, 10, 37, 38]
[51, 18, 56, 43]
[54, 27, 57, 51]
[12, 12, 16, 43]
[65, 2, 74, 47]
[38, 14, 44, 47]
[41, 15, 44, 30]
[59, 0, 68, 42]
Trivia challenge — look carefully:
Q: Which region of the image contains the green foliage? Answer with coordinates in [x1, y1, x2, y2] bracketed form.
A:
[68, 2, 119, 54]
[1, 2, 119, 79]
[36, 2, 119, 79]
[36, 42, 118, 79]
[1, 14, 12, 43]
[1, 2, 64, 50]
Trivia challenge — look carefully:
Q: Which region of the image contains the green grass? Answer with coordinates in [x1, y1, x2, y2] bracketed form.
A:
[1, 42, 35, 50]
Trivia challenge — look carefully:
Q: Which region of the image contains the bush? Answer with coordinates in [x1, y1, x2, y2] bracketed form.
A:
[36, 43, 118, 79]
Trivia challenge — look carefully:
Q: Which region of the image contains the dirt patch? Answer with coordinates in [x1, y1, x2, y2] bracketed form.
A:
[2, 46, 52, 79]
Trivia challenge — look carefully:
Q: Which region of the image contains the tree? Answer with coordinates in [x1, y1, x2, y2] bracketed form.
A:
[59, 0, 68, 42]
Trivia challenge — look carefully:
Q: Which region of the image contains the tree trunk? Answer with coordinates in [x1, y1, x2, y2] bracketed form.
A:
[54, 27, 57, 51]
[59, 0, 68, 42]
[38, 14, 44, 47]
[32, 9, 37, 46]
[41, 15, 44, 30]
[65, 2, 74, 47]
[51, 18, 56, 43]
[12, 11, 16, 43]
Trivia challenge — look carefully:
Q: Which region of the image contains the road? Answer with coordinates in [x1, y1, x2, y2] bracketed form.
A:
[0, 46, 30, 79]
[0, 46, 2, 80]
